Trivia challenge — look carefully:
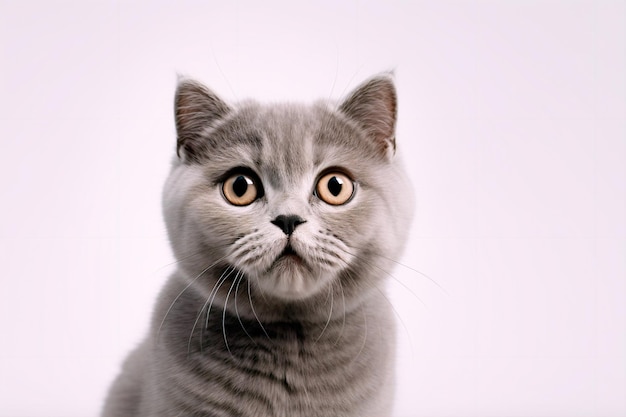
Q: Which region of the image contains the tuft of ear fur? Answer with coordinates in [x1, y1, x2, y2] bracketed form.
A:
[339, 74, 397, 159]
[174, 78, 231, 162]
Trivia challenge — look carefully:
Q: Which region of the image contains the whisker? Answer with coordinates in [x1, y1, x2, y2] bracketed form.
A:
[338, 256, 414, 354]
[352, 245, 449, 296]
[189, 295, 212, 356]
[204, 266, 235, 330]
[339, 247, 428, 308]
[222, 270, 242, 357]
[315, 283, 334, 343]
[373, 283, 415, 358]
[334, 278, 347, 347]
[234, 273, 257, 345]
[150, 251, 199, 275]
[200, 266, 235, 351]
[325, 47, 340, 103]
[338, 65, 365, 104]
[253, 274, 269, 303]
[154, 242, 233, 274]
[349, 306, 368, 366]
[186, 266, 234, 356]
[247, 278, 270, 340]
[157, 254, 229, 342]
[209, 40, 238, 101]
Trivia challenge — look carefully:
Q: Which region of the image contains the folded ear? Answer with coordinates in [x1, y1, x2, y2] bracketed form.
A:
[174, 78, 231, 162]
[339, 74, 397, 159]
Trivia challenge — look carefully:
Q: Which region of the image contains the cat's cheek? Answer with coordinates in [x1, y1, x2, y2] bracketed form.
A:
[226, 235, 284, 275]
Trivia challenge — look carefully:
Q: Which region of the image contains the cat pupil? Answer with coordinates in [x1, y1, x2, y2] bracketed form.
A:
[233, 176, 249, 197]
[328, 176, 343, 196]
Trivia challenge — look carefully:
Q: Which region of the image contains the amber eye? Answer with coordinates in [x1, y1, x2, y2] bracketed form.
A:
[315, 172, 355, 205]
[222, 173, 262, 206]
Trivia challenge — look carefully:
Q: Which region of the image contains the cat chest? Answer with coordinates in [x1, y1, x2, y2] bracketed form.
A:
[174, 321, 377, 416]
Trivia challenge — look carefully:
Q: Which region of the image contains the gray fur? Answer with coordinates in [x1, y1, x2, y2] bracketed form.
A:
[102, 74, 414, 417]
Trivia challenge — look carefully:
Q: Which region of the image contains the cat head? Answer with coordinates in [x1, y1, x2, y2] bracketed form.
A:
[163, 75, 413, 309]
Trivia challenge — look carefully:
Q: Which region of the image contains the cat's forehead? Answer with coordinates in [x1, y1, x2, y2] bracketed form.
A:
[210, 102, 374, 189]
[252, 104, 316, 187]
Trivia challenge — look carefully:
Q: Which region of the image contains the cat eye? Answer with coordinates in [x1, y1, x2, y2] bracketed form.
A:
[222, 173, 263, 206]
[315, 171, 355, 205]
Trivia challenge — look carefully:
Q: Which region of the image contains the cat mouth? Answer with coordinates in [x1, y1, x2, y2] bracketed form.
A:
[280, 243, 298, 257]
[276, 243, 304, 263]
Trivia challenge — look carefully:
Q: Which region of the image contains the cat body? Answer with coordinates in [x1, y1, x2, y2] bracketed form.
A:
[102, 75, 413, 417]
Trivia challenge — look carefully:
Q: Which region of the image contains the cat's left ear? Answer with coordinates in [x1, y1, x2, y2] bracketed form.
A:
[339, 74, 397, 160]
[174, 77, 231, 162]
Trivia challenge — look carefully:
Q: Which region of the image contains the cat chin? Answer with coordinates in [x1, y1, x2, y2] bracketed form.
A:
[254, 258, 333, 301]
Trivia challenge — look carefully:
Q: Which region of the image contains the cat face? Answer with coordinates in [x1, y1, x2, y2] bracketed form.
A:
[163, 76, 413, 304]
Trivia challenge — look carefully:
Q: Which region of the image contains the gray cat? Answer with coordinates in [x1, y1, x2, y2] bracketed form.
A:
[102, 74, 414, 417]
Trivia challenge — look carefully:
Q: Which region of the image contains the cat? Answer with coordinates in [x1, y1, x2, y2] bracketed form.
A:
[101, 73, 414, 417]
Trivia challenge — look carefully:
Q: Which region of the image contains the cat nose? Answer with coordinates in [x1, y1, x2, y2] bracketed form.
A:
[271, 215, 306, 236]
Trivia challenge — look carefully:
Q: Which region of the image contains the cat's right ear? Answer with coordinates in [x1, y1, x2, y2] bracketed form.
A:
[339, 74, 397, 161]
[174, 78, 231, 162]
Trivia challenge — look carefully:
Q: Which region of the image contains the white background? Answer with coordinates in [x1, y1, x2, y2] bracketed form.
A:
[1, 1, 624, 416]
